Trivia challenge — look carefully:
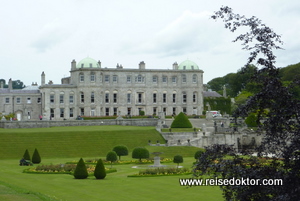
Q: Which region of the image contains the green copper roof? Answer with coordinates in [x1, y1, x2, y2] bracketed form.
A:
[178, 60, 199, 70]
[76, 57, 100, 68]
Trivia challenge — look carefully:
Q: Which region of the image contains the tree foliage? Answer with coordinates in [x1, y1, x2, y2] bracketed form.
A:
[170, 112, 193, 128]
[132, 147, 149, 163]
[106, 151, 118, 168]
[94, 158, 106, 179]
[173, 155, 183, 168]
[23, 149, 30, 161]
[32, 148, 41, 164]
[113, 145, 128, 160]
[74, 158, 88, 179]
[194, 6, 300, 201]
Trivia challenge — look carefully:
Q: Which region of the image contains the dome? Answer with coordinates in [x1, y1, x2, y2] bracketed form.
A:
[178, 60, 199, 70]
[76, 57, 100, 68]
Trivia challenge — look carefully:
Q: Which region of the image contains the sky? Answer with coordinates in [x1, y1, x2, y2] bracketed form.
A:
[1, 0, 300, 86]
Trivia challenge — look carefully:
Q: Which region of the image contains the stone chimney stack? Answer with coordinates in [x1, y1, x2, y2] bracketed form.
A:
[71, 59, 76, 70]
[139, 61, 145, 69]
[41, 71, 45, 85]
[173, 62, 178, 70]
[8, 78, 12, 91]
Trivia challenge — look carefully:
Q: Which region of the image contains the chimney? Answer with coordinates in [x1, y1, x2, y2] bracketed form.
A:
[41, 71, 45, 85]
[139, 61, 145, 69]
[8, 78, 12, 91]
[173, 62, 178, 70]
[71, 59, 76, 70]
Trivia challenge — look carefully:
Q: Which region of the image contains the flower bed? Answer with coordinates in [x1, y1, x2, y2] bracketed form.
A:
[66, 158, 173, 165]
[23, 164, 117, 175]
[128, 167, 191, 177]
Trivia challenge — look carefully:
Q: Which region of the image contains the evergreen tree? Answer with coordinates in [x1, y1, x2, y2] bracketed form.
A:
[74, 158, 88, 179]
[173, 155, 183, 168]
[32, 148, 41, 164]
[23, 149, 31, 161]
[113, 145, 128, 160]
[170, 112, 192, 128]
[94, 159, 106, 179]
[132, 147, 149, 163]
[106, 151, 117, 168]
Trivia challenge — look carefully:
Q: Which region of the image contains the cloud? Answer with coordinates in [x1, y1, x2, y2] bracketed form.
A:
[124, 10, 225, 57]
[31, 18, 71, 52]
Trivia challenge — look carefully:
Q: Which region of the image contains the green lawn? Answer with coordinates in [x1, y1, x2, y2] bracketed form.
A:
[0, 126, 223, 201]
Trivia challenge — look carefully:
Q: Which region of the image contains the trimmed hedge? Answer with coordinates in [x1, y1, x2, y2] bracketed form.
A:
[171, 112, 193, 128]
[94, 159, 106, 179]
[74, 158, 88, 179]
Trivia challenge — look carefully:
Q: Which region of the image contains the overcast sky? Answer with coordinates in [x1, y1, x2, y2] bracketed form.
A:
[1, 0, 299, 86]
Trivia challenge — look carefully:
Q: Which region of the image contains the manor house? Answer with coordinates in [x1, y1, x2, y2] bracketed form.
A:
[0, 57, 204, 120]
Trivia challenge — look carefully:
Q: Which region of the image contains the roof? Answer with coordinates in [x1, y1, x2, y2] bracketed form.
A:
[76, 57, 100, 68]
[203, 91, 222, 97]
[178, 59, 200, 70]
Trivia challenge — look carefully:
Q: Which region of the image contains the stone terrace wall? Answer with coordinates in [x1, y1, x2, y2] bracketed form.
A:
[0, 118, 158, 129]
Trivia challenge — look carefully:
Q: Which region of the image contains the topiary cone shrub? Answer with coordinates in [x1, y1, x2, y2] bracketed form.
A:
[74, 158, 88, 179]
[23, 149, 31, 161]
[171, 112, 193, 128]
[94, 159, 106, 179]
[32, 148, 41, 164]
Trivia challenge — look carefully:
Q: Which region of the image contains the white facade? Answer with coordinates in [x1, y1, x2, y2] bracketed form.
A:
[1, 57, 204, 120]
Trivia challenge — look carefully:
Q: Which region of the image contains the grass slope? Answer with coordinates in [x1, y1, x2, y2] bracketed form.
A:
[0, 126, 165, 159]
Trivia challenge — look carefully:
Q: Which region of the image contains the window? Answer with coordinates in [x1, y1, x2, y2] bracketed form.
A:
[5, 98, 9, 103]
[162, 76, 167, 83]
[113, 75, 118, 83]
[79, 73, 84, 82]
[182, 74, 186, 83]
[105, 75, 110, 83]
[137, 75, 142, 82]
[182, 92, 187, 103]
[152, 76, 157, 83]
[69, 95, 74, 104]
[90, 73, 95, 82]
[70, 108, 74, 117]
[172, 93, 176, 103]
[16, 97, 21, 104]
[193, 74, 197, 83]
[153, 93, 157, 103]
[105, 93, 109, 103]
[60, 94, 64, 104]
[126, 93, 131, 103]
[91, 109, 95, 116]
[60, 108, 64, 118]
[127, 107, 131, 115]
[113, 107, 118, 116]
[173, 107, 176, 115]
[37, 98, 41, 103]
[80, 92, 84, 103]
[127, 75, 131, 83]
[89, 63, 93, 68]
[91, 92, 95, 103]
[172, 76, 177, 83]
[163, 93, 167, 103]
[153, 107, 157, 115]
[193, 92, 197, 103]
[138, 93, 142, 103]
[27, 98, 31, 104]
[113, 93, 117, 103]
[80, 108, 84, 116]
[183, 107, 187, 114]
[50, 108, 54, 118]
[50, 95, 54, 103]
[105, 108, 109, 116]
[163, 107, 167, 115]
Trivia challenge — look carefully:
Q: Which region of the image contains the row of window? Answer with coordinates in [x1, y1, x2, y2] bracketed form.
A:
[79, 73, 200, 84]
[49, 91, 199, 104]
[4, 97, 41, 104]
[50, 106, 197, 118]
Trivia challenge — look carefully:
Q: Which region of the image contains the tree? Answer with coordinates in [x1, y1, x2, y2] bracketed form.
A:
[32, 148, 41, 164]
[173, 155, 183, 168]
[94, 158, 106, 179]
[23, 149, 30, 161]
[194, 6, 300, 200]
[194, 150, 204, 161]
[113, 145, 128, 160]
[132, 147, 149, 163]
[73, 158, 88, 179]
[170, 112, 192, 128]
[106, 151, 117, 168]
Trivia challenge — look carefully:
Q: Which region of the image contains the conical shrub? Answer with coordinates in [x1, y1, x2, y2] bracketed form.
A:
[171, 112, 193, 128]
[94, 159, 106, 179]
[74, 158, 88, 179]
[32, 148, 41, 164]
[23, 149, 31, 161]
